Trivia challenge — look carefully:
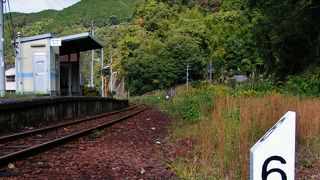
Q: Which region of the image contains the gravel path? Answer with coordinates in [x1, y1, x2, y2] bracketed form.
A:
[0, 106, 176, 179]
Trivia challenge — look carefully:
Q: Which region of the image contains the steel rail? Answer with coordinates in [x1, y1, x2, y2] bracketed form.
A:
[0, 104, 148, 167]
[0, 105, 141, 143]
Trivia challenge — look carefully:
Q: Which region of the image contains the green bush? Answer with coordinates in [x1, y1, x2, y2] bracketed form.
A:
[131, 90, 167, 107]
[170, 89, 213, 123]
[231, 81, 280, 97]
[283, 67, 320, 97]
[84, 85, 100, 96]
[132, 86, 215, 124]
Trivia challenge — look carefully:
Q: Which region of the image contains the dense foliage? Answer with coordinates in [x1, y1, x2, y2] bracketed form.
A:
[249, 0, 320, 81]
[5, 0, 320, 95]
[118, 0, 320, 95]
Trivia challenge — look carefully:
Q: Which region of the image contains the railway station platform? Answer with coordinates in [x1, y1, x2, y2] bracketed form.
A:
[0, 96, 128, 132]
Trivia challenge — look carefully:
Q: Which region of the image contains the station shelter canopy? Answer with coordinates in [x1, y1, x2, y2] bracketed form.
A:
[60, 32, 104, 55]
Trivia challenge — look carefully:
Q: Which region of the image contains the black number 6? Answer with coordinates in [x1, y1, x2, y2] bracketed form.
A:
[262, 156, 287, 180]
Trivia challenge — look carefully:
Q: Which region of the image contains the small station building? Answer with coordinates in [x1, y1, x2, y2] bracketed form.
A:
[14, 32, 104, 96]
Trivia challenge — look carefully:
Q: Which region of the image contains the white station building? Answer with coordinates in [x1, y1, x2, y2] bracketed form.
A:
[14, 32, 104, 96]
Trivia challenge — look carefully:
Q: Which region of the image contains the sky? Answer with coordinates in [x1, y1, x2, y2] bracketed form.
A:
[5, 0, 81, 13]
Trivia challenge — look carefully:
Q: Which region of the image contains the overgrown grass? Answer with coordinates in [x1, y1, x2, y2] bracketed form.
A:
[132, 85, 320, 179]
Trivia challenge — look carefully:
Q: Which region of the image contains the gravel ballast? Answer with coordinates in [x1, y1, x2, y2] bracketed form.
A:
[0, 106, 176, 179]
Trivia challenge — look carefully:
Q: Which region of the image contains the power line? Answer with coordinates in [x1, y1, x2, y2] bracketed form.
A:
[46, 0, 64, 9]
[7, 0, 16, 38]
[3, 0, 16, 52]
[3, 4, 11, 35]
[53, 0, 64, 9]
[45, 0, 59, 10]
[45, 0, 65, 10]
[3, 1, 14, 40]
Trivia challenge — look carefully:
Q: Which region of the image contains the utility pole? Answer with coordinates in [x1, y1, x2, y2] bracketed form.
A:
[90, 20, 95, 87]
[186, 63, 190, 90]
[110, 49, 113, 93]
[16, 32, 22, 94]
[0, 1, 5, 97]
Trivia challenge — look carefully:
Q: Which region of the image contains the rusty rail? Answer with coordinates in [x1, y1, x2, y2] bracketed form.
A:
[0, 104, 148, 168]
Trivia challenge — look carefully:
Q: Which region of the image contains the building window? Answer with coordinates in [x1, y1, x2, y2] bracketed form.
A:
[6, 75, 15, 82]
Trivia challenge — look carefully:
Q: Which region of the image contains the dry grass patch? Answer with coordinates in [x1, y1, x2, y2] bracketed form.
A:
[195, 95, 319, 179]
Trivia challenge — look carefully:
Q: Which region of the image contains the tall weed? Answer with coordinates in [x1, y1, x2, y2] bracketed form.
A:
[133, 85, 320, 179]
[198, 95, 320, 179]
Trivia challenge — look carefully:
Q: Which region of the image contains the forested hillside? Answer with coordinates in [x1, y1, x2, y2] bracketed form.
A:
[5, 0, 320, 95]
[4, 0, 142, 64]
[113, 0, 320, 95]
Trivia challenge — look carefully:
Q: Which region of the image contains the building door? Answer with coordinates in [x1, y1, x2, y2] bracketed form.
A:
[55, 54, 60, 94]
[33, 52, 48, 93]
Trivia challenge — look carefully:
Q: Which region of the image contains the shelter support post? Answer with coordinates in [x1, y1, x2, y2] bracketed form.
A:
[101, 48, 104, 97]
[77, 52, 80, 94]
[90, 49, 94, 87]
[68, 54, 72, 96]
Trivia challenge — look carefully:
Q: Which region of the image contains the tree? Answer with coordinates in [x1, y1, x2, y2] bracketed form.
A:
[207, 6, 262, 77]
[249, 0, 320, 80]
[162, 34, 205, 82]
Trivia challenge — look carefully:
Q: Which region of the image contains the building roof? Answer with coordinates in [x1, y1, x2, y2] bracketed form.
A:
[13, 32, 104, 55]
[17, 33, 54, 43]
[60, 32, 104, 55]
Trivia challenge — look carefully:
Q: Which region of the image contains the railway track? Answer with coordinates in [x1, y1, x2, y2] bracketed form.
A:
[0, 104, 148, 168]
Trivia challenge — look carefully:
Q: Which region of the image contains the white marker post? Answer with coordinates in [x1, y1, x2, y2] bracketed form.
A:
[250, 111, 296, 180]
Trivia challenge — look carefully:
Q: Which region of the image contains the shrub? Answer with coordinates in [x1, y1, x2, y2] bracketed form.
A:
[84, 85, 100, 96]
[231, 81, 280, 97]
[283, 67, 320, 97]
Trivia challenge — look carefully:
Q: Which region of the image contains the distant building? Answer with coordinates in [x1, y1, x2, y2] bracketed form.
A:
[5, 67, 15, 92]
[232, 74, 248, 82]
